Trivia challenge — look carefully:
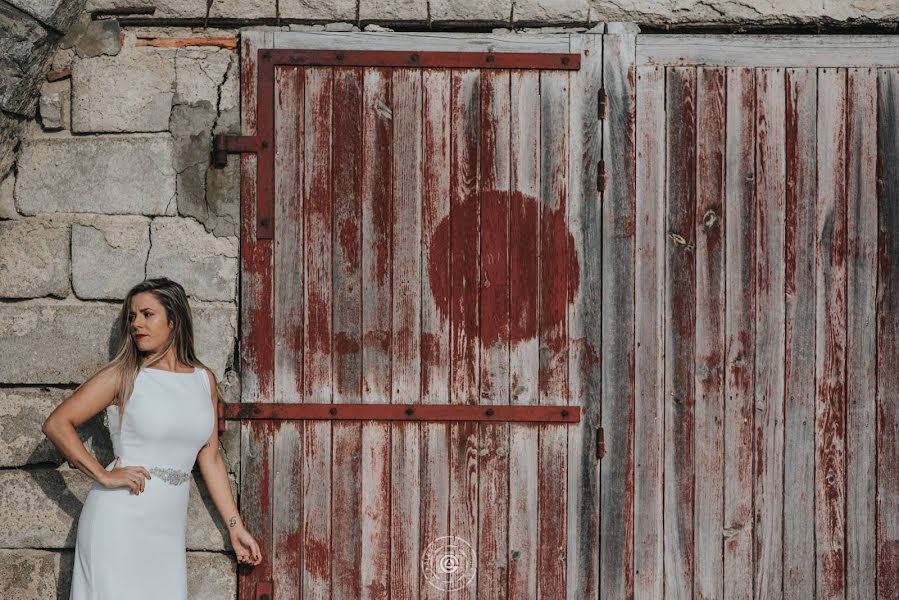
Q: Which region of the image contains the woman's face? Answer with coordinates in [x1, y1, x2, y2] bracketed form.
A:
[128, 292, 174, 353]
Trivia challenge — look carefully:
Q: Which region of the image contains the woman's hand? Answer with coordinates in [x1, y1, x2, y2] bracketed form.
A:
[102, 457, 152, 495]
[230, 525, 262, 566]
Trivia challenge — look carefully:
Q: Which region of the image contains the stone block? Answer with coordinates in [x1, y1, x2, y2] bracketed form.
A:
[71, 216, 151, 300]
[0, 217, 70, 298]
[210, 0, 277, 19]
[186, 552, 237, 600]
[0, 549, 63, 600]
[146, 217, 238, 302]
[0, 298, 236, 384]
[513, 0, 589, 24]
[6, 0, 83, 31]
[0, 2, 58, 119]
[174, 48, 233, 107]
[0, 171, 17, 220]
[38, 79, 69, 130]
[278, 0, 356, 20]
[430, 0, 511, 23]
[71, 47, 175, 133]
[15, 134, 176, 216]
[360, 0, 427, 21]
[84, 0, 208, 19]
[0, 468, 235, 550]
[0, 387, 110, 468]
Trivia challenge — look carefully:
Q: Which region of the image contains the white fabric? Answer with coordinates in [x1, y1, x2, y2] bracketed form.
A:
[70, 366, 214, 600]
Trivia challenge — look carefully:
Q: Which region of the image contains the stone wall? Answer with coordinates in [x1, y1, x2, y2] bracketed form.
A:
[2, 0, 898, 598]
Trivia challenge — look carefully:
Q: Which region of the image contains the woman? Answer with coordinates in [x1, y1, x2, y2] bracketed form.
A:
[42, 277, 262, 599]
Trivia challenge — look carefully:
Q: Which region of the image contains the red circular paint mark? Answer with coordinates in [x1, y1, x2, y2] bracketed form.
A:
[426, 192, 580, 347]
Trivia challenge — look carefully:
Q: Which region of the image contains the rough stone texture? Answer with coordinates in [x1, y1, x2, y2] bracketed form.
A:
[0, 217, 70, 298]
[59, 11, 121, 58]
[218, 369, 241, 483]
[278, 0, 356, 20]
[6, 0, 84, 31]
[0, 112, 24, 180]
[146, 217, 238, 302]
[0, 468, 236, 550]
[0, 549, 62, 600]
[15, 134, 176, 216]
[84, 0, 207, 19]
[0, 299, 237, 384]
[71, 47, 175, 132]
[0, 549, 235, 600]
[0, 1, 59, 118]
[174, 47, 232, 106]
[0, 170, 19, 220]
[360, 0, 427, 21]
[431, 0, 512, 22]
[38, 79, 68, 130]
[71, 216, 151, 299]
[514, 0, 590, 23]
[209, 0, 276, 19]
[186, 551, 238, 600]
[0, 387, 109, 467]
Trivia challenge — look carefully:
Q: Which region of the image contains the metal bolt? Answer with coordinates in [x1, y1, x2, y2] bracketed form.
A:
[405, 407, 415, 415]
[486, 54, 495, 63]
[410, 53, 420, 63]
[485, 408, 495, 416]
[329, 407, 337, 415]
[561, 409, 569, 417]
[561, 56, 570, 65]
[336, 52, 345, 60]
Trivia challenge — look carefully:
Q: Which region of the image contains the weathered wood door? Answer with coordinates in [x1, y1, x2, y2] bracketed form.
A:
[228, 31, 611, 600]
[632, 36, 899, 600]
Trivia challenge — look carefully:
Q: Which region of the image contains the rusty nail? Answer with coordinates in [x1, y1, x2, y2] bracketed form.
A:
[329, 407, 337, 415]
[261, 140, 269, 149]
[405, 407, 415, 415]
[410, 53, 420, 62]
[486, 54, 495, 63]
[561, 56, 570, 65]
[485, 408, 495, 416]
[561, 409, 569, 417]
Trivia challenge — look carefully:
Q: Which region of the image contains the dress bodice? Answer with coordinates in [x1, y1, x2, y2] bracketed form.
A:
[105, 367, 215, 473]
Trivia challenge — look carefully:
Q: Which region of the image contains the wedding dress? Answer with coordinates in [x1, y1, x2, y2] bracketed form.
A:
[70, 366, 215, 599]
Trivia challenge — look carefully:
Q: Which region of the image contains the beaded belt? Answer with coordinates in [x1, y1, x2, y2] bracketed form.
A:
[148, 466, 191, 486]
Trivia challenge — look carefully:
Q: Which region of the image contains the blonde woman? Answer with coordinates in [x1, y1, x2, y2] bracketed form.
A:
[42, 278, 262, 599]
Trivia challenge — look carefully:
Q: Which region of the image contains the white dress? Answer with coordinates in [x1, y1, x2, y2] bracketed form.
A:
[70, 366, 215, 600]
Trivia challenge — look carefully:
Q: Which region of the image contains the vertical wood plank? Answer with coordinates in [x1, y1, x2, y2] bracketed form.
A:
[360, 67, 392, 600]
[390, 66, 423, 599]
[239, 30, 275, 600]
[537, 66, 569, 599]
[723, 66, 756, 600]
[693, 65, 726, 600]
[600, 31, 636, 600]
[301, 65, 334, 599]
[272, 63, 304, 600]
[331, 65, 364, 600]
[783, 66, 817, 600]
[477, 68, 510, 599]
[634, 63, 665, 600]
[845, 66, 878, 600]
[508, 68, 540, 600]
[448, 67, 480, 600]
[754, 66, 786, 600]
[875, 67, 899, 600]
[566, 32, 602, 600]
[419, 67, 451, 600]
[664, 65, 696, 600]
[815, 66, 848, 600]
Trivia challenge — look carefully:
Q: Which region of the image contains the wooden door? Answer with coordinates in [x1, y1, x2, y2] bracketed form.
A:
[633, 36, 899, 600]
[229, 31, 610, 600]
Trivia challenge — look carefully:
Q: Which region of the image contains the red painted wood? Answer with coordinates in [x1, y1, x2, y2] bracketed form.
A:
[330, 65, 364, 599]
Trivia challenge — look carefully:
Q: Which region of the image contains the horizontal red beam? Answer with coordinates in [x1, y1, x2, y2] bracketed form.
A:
[260, 48, 580, 70]
[218, 402, 580, 430]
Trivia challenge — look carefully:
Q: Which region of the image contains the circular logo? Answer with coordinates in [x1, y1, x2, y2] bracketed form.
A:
[421, 535, 477, 592]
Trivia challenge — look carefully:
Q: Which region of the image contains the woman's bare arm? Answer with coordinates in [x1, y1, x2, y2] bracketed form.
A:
[41, 368, 119, 485]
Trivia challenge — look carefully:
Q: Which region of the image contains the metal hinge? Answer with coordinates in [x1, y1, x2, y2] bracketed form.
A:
[596, 426, 606, 460]
[597, 87, 607, 120]
[596, 160, 606, 193]
[211, 133, 264, 168]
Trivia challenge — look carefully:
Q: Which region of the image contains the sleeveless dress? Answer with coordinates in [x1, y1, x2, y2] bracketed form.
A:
[70, 366, 215, 600]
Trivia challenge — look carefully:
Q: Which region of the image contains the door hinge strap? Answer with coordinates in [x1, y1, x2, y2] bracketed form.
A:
[597, 160, 606, 193]
[212, 134, 265, 167]
[598, 87, 607, 120]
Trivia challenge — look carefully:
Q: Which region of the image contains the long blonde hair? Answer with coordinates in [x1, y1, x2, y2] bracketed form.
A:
[84, 278, 225, 430]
